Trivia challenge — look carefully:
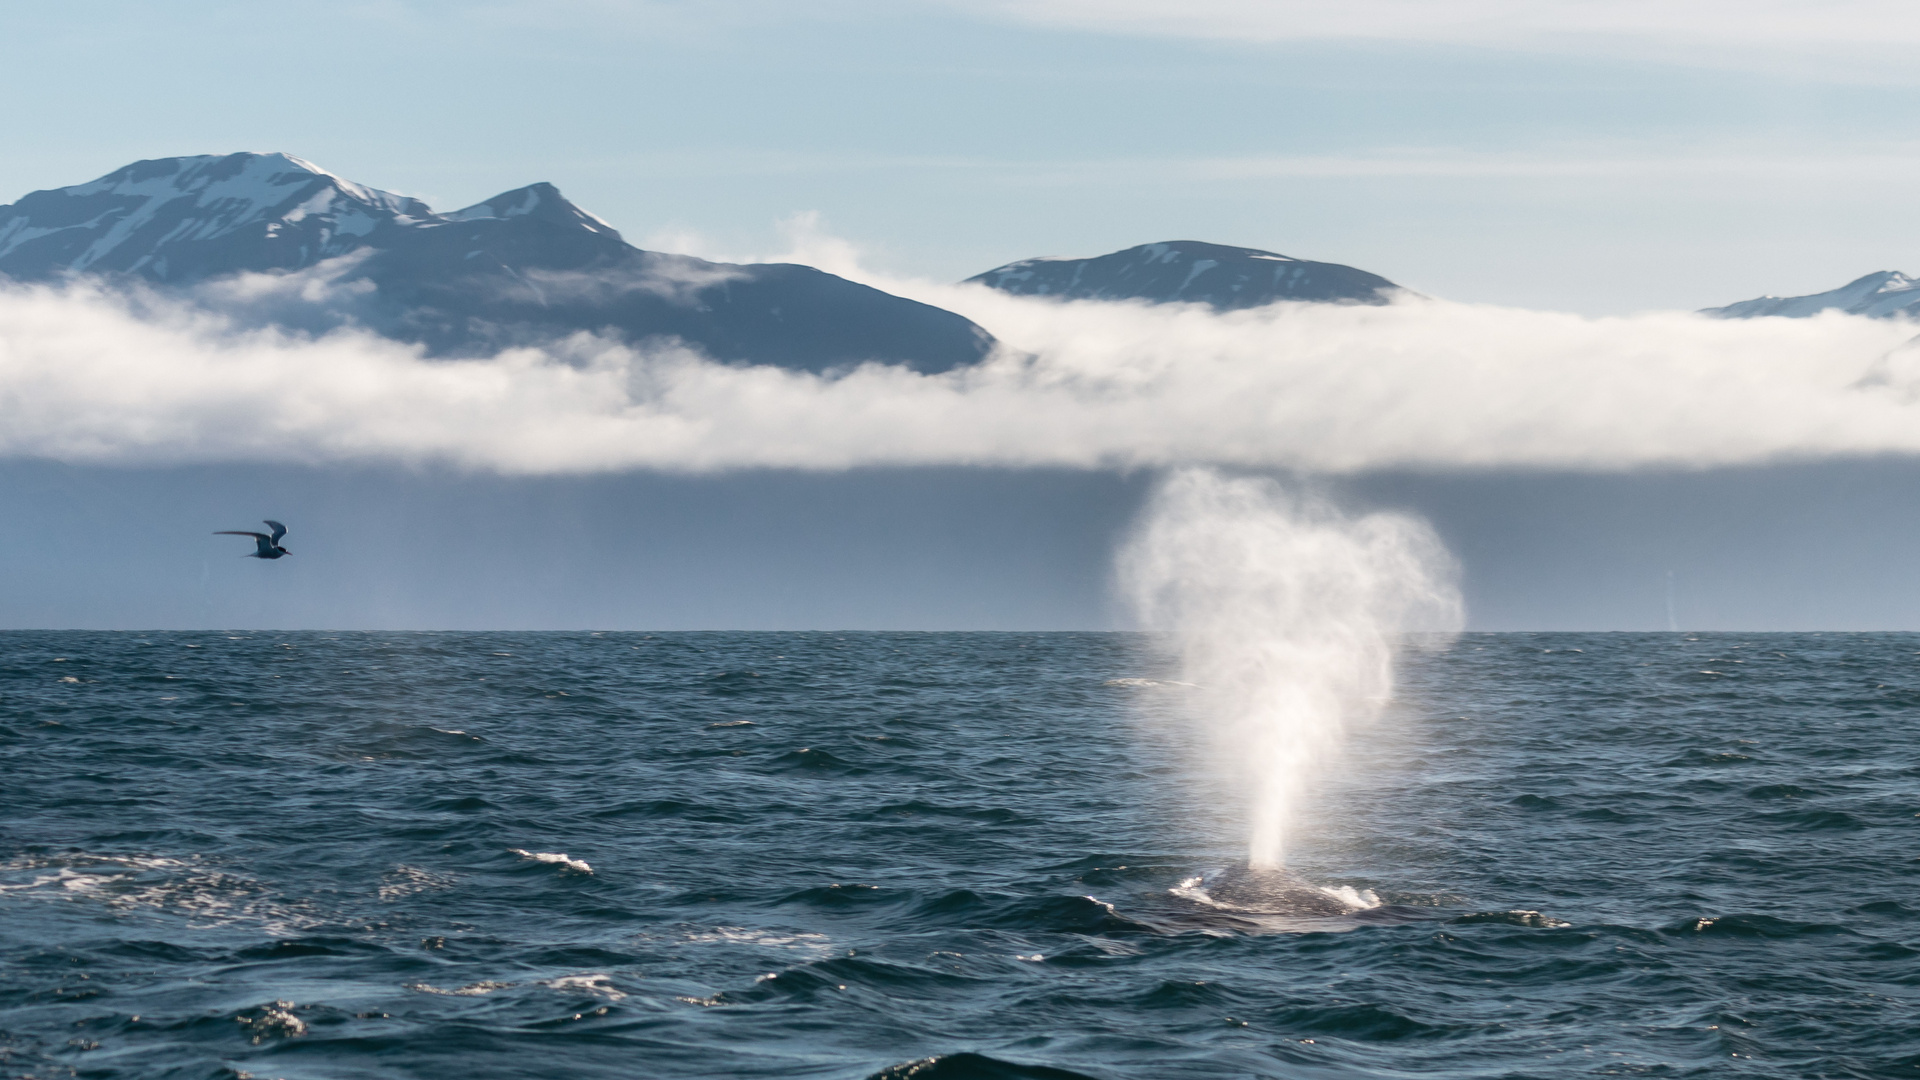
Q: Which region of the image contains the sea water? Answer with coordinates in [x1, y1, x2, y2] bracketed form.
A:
[0, 631, 1914, 1079]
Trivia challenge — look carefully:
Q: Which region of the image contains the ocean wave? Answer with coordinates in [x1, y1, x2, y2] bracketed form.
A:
[541, 974, 628, 1000]
[408, 981, 515, 996]
[5, 629, 1918, 1078]
[378, 864, 456, 902]
[510, 849, 593, 874]
[1171, 868, 1383, 918]
[1449, 909, 1574, 929]
[677, 926, 834, 953]
[0, 852, 324, 932]
[867, 1052, 1103, 1080]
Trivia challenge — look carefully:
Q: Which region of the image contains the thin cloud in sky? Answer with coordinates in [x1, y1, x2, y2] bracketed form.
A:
[947, 0, 1920, 48]
[523, 0, 1920, 50]
[1170, 145, 1920, 181]
[610, 143, 1920, 185]
[444, 0, 1920, 68]
[4, 275, 1920, 475]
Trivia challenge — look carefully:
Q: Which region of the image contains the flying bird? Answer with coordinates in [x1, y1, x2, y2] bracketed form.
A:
[216, 520, 291, 559]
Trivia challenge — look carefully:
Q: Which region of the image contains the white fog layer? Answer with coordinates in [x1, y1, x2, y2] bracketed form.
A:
[3, 278, 1919, 474]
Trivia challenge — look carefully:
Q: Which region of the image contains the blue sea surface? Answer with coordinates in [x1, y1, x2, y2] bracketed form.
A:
[0, 631, 1915, 1079]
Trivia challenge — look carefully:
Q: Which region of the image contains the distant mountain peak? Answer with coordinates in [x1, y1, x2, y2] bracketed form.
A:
[1138, 240, 1302, 265]
[965, 239, 1402, 310]
[1704, 270, 1920, 320]
[447, 182, 622, 240]
[0, 151, 438, 281]
[0, 155, 631, 284]
[66, 150, 433, 224]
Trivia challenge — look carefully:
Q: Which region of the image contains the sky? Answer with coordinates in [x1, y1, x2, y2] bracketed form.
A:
[9, 0, 1920, 314]
[9, 1, 1920, 631]
[9, 275, 1920, 631]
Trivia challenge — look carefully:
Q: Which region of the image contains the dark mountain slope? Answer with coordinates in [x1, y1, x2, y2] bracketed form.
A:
[0, 153, 993, 373]
[966, 239, 1403, 310]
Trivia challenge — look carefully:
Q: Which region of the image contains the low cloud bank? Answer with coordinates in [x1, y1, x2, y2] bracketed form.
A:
[1, 276, 1917, 474]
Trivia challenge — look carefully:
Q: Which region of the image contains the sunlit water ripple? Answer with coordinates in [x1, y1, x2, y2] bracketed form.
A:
[0, 631, 1915, 1079]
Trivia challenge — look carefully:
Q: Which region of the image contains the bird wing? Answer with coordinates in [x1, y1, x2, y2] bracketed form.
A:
[215, 531, 274, 556]
[264, 520, 287, 543]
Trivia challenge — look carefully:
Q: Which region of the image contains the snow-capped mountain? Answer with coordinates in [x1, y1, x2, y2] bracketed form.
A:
[965, 240, 1403, 309]
[0, 153, 441, 281]
[0, 153, 994, 373]
[1703, 271, 1920, 319]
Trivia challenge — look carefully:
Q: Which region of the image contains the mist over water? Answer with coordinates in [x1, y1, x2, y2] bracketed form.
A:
[1117, 469, 1463, 868]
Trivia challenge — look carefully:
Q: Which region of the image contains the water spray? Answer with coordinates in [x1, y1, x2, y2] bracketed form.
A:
[1117, 468, 1462, 869]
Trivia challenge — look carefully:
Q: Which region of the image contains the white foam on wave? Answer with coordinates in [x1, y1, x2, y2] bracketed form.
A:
[378, 864, 456, 901]
[1173, 870, 1382, 915]
[0, 852, 322, 933]
[1170, 875, 1220, 907]
[1320, 884, 1383, 909]
[511, 848, 593, 874]
[236, 1002, 307, 1042]
[542, 974, 627, 1000]
[1102, 677, 1201, 688]
[408, 980, 514, 996]
[0, 866, 112, 894]
[676, 926, 834, 956]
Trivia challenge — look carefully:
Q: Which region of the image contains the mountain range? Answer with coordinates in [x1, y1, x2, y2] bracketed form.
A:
[0, 153, 992, 374]
[1703, 271, 1920, 320]
[8, 151, 1911, 371]
[0, 154, 1423, 373]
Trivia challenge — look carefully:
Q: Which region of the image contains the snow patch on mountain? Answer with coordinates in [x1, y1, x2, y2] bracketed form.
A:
[0, 152, 437, 279]
[0, 152, 998, 374]
[446, 183, 622, 238]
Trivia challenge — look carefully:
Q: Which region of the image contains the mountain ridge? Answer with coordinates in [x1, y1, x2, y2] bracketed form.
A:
[1704, 270, 1920, 320]
[965, 239, 1404, 309]
[0, 153, 995, 374]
